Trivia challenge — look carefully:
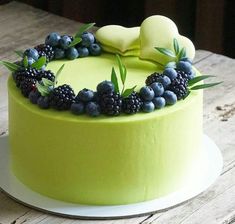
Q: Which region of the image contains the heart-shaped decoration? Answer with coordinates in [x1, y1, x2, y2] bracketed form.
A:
[96, 25, 140, 56]
[139, 15, 195, 64]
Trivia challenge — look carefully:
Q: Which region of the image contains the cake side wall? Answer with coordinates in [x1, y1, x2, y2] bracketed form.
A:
[8, 77, 203, 205]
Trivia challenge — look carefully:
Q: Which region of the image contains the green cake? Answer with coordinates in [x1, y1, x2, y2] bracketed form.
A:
[3, 16, 219, 205]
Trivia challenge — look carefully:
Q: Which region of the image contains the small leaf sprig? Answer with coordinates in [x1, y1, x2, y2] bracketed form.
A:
[36, 64, 65, 96]
[69, 23, 96, 47]
[111, 54, 136, 98]
[155, 38, 187, 66]
[187, 74, 222, 93]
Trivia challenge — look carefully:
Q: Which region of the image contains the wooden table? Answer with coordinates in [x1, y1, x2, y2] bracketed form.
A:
[0, 2, 235, 224]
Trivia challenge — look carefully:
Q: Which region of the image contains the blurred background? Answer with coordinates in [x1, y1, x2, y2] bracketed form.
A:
[1, 0, 235, 58]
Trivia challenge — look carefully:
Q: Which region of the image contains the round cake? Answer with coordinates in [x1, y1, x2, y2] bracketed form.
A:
[4, 15, 216, 205]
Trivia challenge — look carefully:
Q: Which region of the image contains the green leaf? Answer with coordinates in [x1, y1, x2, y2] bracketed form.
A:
[0, 61, 21, 72]
[15, 50, 24, 57]
[75, 23, 96, 38]
[68, 37, 82, 47]
[23, 56, 28, 68]
[111, 67, 119, 93]
[42, 78, 54, 87]
[190, 82, 223, 90]
[36, 81, 50, 96]
[188, 75, 216, 86]
[178, 47, 186, 60]
[122, 85, 137, 98]
[31, 56, 46, 69]
[55, 64, 65, 85]
[155, 47, 176, 58]
[116, 54, 126, 85]
[173, 38, 179, 55]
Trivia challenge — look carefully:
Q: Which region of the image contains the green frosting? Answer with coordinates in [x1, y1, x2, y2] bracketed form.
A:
[8, 54, 203, 205]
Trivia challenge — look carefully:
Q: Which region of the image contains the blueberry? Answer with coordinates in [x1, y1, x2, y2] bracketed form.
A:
[150, 82, 164, 96]
[152, 97, 166, 109]
[27, 57, 35, 66]
[37, 96, 50, 109]
[24, 48, 39, 61]
[97, 80, 114, 94]
[29, 90, 41, 104]
[163, 90, 177, 105]
[89, 43, 102, 56]
[54, 48, 65, 59]
[66, 47, 79, 60]
[59, 35, 72, 50]
[180, 57, 192, 64]
[140, 86, 155, 101]
[142, 101, 155, 113]
[77, 47, 89, 57]
[45, 32, 61, 47]
[41, 65, 46, 71]
[71, 102, 84, 115]
[81, 32, 95, 47]
[177, 61, 192, 73]
[77, 88, 94, 102]
[157, 75, 171, 88]
[163, 68, 177, 80]
[165, 61, 176, 69]
[188, 70, 195, 80]
[86, 102, 100, 117]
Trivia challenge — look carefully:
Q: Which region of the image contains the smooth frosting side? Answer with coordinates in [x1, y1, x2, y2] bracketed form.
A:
[8, 55, 203, 205]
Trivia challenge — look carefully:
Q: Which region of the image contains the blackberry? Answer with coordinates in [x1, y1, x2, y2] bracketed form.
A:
[14, 68, 39, 87]
[122, 92, 142, 114]
[38, 70, 55, 82]
[145, 72, 163, 86]
[34, 44, 55, 62]
[176, 70, 191, 81]
[19, 77, 36, 97]
[49, 84, 75, 110]
[167, 73, 189, 100]
[99, 92, 122, 116]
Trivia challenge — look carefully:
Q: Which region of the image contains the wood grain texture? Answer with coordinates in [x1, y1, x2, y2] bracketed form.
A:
[0, 2, 234, 224]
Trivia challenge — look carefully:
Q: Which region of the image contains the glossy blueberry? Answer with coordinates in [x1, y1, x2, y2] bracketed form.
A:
[163, 90, 177, 105]
[157, 75, 171, 88]
[37, 96, 50, 109]
[163, 68, 177, 80]
[89, 43, 102, 56]
[188, 69, 195, 80]
[77, 47, 89, 57]
[97, 80, 114, 94]
[165, 61, 176, 69]
[140, 86, 155, 101]
[81, 32, 95, 47]
[152, 97, 166, 109]
[59, 35, 72, 50]
[29, 90, 41, 104]
[77, 88, 94, 102]
[142, 101, 155, 113]
[24, 48, 39, 61]
[54, 48, 65, 59]
[177, 61, 192, 73]
[180, 57, 192, 64]
[41, 65, 46, 71]
[45, 32, 60, 47]
[71, 102, 84, 115]
[66, 47, 79, 60]
[27, 57, 35, 66]
[86, 102, 100, 117]
[150, 82, 164, 96]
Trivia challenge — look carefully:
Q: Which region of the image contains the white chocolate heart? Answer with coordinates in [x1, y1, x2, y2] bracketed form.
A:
[95, 25, 140, 54]
[139, 15, 195, 64]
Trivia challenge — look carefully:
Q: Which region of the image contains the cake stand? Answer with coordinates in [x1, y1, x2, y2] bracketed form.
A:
[0, 134, 223, 219]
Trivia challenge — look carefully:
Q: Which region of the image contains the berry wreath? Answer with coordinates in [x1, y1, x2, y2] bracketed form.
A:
[0, 23, 221, 117]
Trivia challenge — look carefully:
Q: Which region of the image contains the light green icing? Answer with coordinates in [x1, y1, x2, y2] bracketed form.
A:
[100, 45, 139, 56]
[96, 26, 140, 53]
[139, 15, 195, 64]
[8, 54, 203, 205]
